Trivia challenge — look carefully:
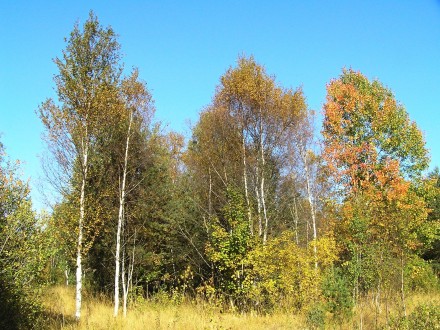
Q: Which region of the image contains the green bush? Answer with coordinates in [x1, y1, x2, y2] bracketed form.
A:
[388, 303, 440, 330]
[406, 257, 439, 292]
[306, 303, 326, 330]
[0, 279, 43, 330]
[408, 303, 440, 329]
[322, 267, 353, 322]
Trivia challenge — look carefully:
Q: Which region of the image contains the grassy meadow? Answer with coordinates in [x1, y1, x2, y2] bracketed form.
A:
[41, 286, 440, 329]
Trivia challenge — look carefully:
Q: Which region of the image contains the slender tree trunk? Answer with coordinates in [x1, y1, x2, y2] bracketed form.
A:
[208, 167, 212, 217]
[401, 251, 407, 317]
[123, 229, 136, 317]
[255, 169, 263, 237]
[292, 196, 299, 245]
[375, 279, 381, 328]
[375, 249, 383, 327]
[65, 267, 70, 286]
[261, 164, 269, 244]
[355, 250, 361, 303]
[114, 110, 133, 317]
[75, 137, 88, 321]
[114, 197, 123, 316]
[385, 287, 390, 327]
[242, 132, 253, 235]
[123, 269, 129, 317]
[259, 112, 269, 244]
[121, 239, 126, 314]
[306, 215, 309, 246]
[122, 229, 135, 317]
[303, 149, 317, 269]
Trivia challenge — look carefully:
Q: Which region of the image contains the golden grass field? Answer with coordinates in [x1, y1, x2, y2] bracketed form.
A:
[42, 286, 304, 329]
[42, 286, 440, 329]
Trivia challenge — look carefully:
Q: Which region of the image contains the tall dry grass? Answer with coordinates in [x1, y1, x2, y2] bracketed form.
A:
[333, 292, 440, 330]
[42, 286, 440, 329]
[42, 286, 305, 329]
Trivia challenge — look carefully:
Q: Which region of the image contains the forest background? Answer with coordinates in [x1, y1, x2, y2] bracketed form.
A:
[1, 2, 440, 329]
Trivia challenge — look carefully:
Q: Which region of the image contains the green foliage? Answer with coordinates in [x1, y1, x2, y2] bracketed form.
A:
[405, 256, 439, 292]
[205, 187, 252, 304]
[407, 303, 440, 329]
[306, 303, 326, 330]
[427, 168, 440, 220]
[421, 168, 440, 274]
[321, 267, 353, 322]
[0, 145, 54, 329]
[389, 303, 440, 330]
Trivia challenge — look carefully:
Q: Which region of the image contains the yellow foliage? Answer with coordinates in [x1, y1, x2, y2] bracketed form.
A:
[246, 231, 338, 311]
[312, 235, 339, 267]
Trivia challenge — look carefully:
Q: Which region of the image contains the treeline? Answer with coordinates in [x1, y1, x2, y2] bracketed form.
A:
[1, 12, 439, 329]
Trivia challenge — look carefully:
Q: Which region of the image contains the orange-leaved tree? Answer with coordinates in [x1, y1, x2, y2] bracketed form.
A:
[322, 69, 430, 316]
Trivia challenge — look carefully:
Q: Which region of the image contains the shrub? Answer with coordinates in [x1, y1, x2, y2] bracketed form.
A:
[388, 303, 440, 329]
[408, 303, 440, 329]
[306, 303, 326, 330]
[322, 267, 353, 322]
[406, 257, 439, 292]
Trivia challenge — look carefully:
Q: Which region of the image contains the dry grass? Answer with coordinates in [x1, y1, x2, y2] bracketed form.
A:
[42, 286, 440, 329]
[326, 292, 440, 330]
[42, 286, 304, 329]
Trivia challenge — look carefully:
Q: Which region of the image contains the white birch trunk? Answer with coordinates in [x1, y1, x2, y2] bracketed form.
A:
[242, 132, 253, 235]
[303, 149, 318, 269]
[114, 199, 123, 316]
[114, 110, 133, 317]
[291, 196, 299, 245]
[75, 136, 88, 321]
[255, 174, 262, 237]
[259, 114, 269, 244]
[261, 170, 268, 243]
[123, 230, 136, 317]
[121, 240, 126, 314]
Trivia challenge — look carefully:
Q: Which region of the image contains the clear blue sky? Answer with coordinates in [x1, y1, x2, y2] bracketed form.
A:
[1, 1, 439, 210]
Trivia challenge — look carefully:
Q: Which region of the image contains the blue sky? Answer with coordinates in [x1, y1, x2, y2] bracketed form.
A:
[1, 1, 439, 210]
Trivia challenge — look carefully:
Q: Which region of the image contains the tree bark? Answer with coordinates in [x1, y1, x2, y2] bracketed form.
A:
[303, 149, 317, 269]
[65, 267, 70, 286]
[291, 196, 299, 245]
[114, 110, 133, 317]
[75, 135, 88, 321]
[121, 229, 136, 317]
[242, 132, 253, 235]
[255, 173, 262, 237]
[401, 252, 407, 317]
[259, 110, 269, 244]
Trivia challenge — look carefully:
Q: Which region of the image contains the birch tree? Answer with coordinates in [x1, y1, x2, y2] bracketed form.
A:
[217, 56, 306, 243]
[288, 111, 320, 267]
[38, 12, 122, 320]
[114, 69, 153, 316]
